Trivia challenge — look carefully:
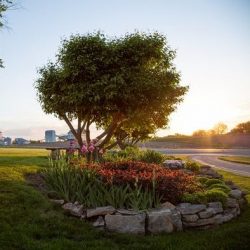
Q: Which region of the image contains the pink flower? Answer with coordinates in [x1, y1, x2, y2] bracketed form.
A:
[99, 148, 104, 154]
[81, 144, 88, 153]
[88, 144, 95, 153]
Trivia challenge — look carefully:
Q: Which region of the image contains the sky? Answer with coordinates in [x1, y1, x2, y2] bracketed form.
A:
[0, 0, 250, 140]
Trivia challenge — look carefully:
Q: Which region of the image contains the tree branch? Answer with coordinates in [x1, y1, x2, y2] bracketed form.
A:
[62, 114, 78, 139]
[104, 141, 119, 150]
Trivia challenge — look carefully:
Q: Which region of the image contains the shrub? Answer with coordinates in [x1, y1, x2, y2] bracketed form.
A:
[185, 161, 200, 173]
[44, 159, 163, 210]
[139, 150, 164, 164]
[182, 192, 208, 204]
[81, 161, 200, 204]
[205, 189, 228, 204]
[205, 179, 224, 187]
[197, 176, 209, 185]
[182, 188, 228, 205]
[208, 183, 231, 194]
[103, 146, 142, 162]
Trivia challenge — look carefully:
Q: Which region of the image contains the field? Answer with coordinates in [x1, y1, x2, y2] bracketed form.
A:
[143, 134, 250, 148]
[219, 156, 250, 165]
[0, 148, 250, 250]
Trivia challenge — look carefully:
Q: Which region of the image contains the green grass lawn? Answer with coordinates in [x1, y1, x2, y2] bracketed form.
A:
[219, 156, 250, 165]
[0, 148, 250, 250]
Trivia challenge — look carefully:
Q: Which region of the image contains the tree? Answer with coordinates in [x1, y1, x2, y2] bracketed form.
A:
[36, 32, 188, 151]
[212, 122, 228, 135]
[230, 121, 250, 134]
[192, 129, 208, 137]
[0, 0, 13, 67]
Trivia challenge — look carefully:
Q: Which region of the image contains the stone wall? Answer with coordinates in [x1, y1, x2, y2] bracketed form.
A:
[51, 187, 247, 235]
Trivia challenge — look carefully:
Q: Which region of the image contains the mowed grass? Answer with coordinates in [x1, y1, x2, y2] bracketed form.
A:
[219, 156, 250, 165]
[0, 148, 250, 250]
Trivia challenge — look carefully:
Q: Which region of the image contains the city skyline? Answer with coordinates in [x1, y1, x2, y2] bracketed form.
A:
[1, 0, 250, 139]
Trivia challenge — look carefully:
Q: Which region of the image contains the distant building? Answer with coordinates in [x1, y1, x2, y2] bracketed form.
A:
[0, 132, 12, 146]
[67, 131, 75, 140]
[57, 130, 86, 142]
[14, 138, 30, 145]
[4, 137, 11, 145]
[45, 130, 56, 142]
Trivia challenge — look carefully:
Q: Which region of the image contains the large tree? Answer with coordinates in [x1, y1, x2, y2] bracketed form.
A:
[0, 0, 13, 67]
[36, 32, 188, 150]
[230, 121, 250, 134]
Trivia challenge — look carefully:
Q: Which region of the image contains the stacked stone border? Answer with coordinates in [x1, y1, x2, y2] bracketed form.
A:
[51, 186, 247, 235]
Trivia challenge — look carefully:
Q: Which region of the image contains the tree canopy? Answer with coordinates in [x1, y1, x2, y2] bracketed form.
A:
[35, 32, 188, 150]
[230, 121, 250, 134]
[0, 0, 13, 68]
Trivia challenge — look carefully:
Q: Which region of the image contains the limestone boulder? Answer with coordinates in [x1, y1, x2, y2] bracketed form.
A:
[92, 216, 105, 227]
[160, 202, 176, 210]
[87, 206, 116, 218]
[147, 208, 182, 233]
[50, 199, 64, 205]
[105, 213, 146, 234]
[208, 202, 223, 214]
[198, 208, 215, 219]
[177, 203, 206, 215]
[229, 189, 242, 199]
[226, 198, 239, 208]
[163, 160, 185, 170]
[182, 214, 199, 222]
[183, 217, 216, 228]
[62, 202, 84, 217]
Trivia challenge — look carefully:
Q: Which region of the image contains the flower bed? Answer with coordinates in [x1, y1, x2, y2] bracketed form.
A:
[79, 161, 199, 204]
[44, 157, 248, 234]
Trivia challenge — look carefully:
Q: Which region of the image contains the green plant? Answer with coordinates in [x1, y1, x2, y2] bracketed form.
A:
[197, 176, 209, 185]
[205, 178, 224, 187]
[182, 192, 208, 204]
[205, 189, 228, 204]
[208, 183, 231, 194]
[44, 158, 164, 210]
[139, 149, 164, 164]
[185, 161, 200, 173]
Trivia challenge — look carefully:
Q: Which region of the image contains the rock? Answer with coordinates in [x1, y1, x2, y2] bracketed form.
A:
[213, 214, 224, 224]
[105, 213, 146, 234]
[221, 213, 234, 222]
[199, 166, 222, 179]
[116, 209, 140, 215]
[87, 206, 116, 218]
[62, 202, 84, 217]
[177, 203, 206, 215]
[208, 202, 223, 214]
[238, 198, 248, 209]
[225, 180, 239, 190]
[170, 210, 183, 231]
[183, 217, 216, 228]
[50, 199, 64, 205]
[92, 216, 105, 227]
[147, 208, 182, 233]
[224, 208, 238, 218]
[163, 160, 184, 169]
[226, 198, 239, 208]
[199, 208, 215, 219]
[160, 202, 176, 210]
[182, 214, 199, 222]
[229, 189, 242, 199]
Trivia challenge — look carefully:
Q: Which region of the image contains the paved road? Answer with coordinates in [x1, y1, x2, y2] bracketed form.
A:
[190, 155, 250, 177]
[150, 148, 250, 177]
